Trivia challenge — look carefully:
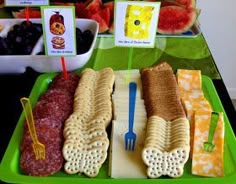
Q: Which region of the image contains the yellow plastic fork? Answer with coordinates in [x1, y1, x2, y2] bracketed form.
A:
[20, 97, 45, 160]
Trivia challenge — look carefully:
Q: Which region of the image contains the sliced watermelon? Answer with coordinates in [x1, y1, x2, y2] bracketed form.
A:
[157, 6, 197, 34]
[161, 1, 181, 7]
[109, 21, 114, 34]
[91, 13, 109, 33]
[75, 3, 92, 18]
[86, 0, 103, 14]
[103, 1, 114, 13]
[103, 1, 114, 20]
[12, 8, 41, 18]
[98, 7, 111, 27]
[175, 0, 196, 9]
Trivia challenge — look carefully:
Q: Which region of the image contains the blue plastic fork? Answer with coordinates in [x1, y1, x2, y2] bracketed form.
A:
[124, 82, 137, 151]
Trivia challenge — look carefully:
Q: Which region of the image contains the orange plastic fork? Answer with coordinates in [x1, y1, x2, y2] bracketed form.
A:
[20, 97, 45, 160]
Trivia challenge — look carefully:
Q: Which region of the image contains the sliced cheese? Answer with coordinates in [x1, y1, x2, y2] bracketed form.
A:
[112, 99, 146, 111]
[192, 110, 225, 177]
[111, 69, 148, 178]
[114, 70, 143, 98]
[112, 91, 142, 99]
[176, 69, 213, 158]
[110, 120, 147, 178]
[177, 69, 202, 94]
[182, 98, 212, 121]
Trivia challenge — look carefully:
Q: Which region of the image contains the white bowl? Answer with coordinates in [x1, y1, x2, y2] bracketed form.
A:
[0, 18, 98, 73]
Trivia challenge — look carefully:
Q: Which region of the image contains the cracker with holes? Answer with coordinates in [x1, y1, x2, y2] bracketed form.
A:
[142, 116, 190, 178]
[63, 143, 108, 177]
[142, 147, 189, 178]
[63, 68, 115, 177]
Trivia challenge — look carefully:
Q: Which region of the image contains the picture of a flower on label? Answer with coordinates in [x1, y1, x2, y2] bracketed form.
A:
[125, 5, 154, 39]
[50, 11, 66, 35]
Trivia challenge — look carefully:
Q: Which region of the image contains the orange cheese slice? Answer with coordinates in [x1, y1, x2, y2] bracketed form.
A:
[177, 69, 202, 95]
[182, 98, 212, 157]
[177, 69, 213, 158]
[192, 110, 224, 177]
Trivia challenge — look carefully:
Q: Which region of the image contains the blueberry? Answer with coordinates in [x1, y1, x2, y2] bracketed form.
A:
[76, 28, 83, 37]
[75, 28, 94, 54]
[83, 30, 92, 38]
[33, 23, 43, 34]
[13, 24, 21, 33]
[15, 35, 23, 44]
[21, 21, 32, 30]
[7, 30, 16, 42]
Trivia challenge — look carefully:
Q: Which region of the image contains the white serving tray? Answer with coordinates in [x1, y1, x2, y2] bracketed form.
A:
[0, 18, 98, 73]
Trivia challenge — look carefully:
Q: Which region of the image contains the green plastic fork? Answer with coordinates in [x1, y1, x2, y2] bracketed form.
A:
[203, 112, 220, 152]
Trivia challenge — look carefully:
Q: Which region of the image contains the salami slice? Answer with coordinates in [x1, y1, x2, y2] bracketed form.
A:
[50, 80, 79, 94]
[39, 88, 73, 112]
[20, 71, 80, 176]
[20, 125, 63, 176]
[21, 121, 62, 151]
[33, 100, 70, 123]
[50, 72, 80, 94]
[52, 72, 80, 84]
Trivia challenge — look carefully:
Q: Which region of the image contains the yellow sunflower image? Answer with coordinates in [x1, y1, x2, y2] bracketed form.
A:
[125, 5, 154, 39]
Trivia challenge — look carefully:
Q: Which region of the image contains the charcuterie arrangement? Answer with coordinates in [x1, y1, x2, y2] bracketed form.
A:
[19, 62, 225, 178]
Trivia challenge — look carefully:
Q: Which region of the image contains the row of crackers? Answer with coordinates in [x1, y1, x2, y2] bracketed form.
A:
[62, 68, 115, 177]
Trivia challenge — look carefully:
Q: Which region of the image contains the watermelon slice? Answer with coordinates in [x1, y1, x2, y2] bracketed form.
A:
[103, 1, 114, 20]
[98, 7, 111, 27]
[103, 1, 114, 12]
[109, 21, 114, 34]
[175, 0, 196, 9]
[91, 13, 109, 33]
[75, 3, 92, 18]
[157, 6, 197, 34]
[12, 8, 41, 18]
[86, 0, 103, 14]
[161, 1, 181, 7]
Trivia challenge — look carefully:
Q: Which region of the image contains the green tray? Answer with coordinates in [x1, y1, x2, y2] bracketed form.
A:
[0, 73, 236, 184]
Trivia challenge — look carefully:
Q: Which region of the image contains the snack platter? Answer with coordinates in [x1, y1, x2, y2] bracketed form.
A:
[0, 70, 235, 184]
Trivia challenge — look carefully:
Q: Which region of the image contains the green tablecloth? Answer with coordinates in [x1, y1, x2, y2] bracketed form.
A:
[84, 35, 220, 79]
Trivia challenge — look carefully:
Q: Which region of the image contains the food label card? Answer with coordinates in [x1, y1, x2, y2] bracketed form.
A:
[41, 6, 77, 57]
[114, 0, 160, 47]
[5, 0, 48, 6]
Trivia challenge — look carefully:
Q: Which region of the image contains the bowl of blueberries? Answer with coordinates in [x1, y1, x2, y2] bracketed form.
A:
[0, 19, 98, 73]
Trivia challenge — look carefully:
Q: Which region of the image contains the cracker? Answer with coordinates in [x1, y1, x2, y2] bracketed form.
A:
[142, 115, 190, 178]
[63, 144, 108, 177]
[142, 147, 189, 178]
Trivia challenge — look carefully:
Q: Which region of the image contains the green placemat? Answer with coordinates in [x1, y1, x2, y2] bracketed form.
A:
[90, 34, 220, 79]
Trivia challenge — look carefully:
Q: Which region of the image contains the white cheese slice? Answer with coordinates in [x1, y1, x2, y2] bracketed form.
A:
[110, 120, 147, 178]
[114, 70, 143, 97]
